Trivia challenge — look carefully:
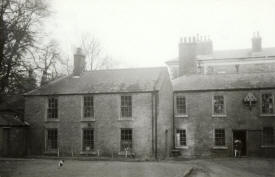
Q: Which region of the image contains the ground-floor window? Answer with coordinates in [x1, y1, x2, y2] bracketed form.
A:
[82, 129, 94, 151]
[214, 129, 225, 146]
[262, 127, 274, 146]
[46, 128, 58, 151]
[121, 128, 132, 151]
[176, 129, 186, 147]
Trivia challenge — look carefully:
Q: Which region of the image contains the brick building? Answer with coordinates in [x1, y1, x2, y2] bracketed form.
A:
[166, 33, 275, 78]
[172, 34, 275, 158]
[24, 49, 173, 159]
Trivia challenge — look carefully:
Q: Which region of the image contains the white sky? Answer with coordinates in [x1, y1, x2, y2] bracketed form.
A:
[45, 0, 275, 68]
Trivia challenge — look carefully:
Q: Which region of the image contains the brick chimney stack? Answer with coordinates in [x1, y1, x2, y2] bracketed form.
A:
[178, 36, 197, 76]
[73, 48, 86, 76]
[251, 32, 262, 52]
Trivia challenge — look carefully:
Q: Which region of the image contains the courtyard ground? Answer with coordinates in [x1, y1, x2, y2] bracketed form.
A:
[0, 157, 274, 177]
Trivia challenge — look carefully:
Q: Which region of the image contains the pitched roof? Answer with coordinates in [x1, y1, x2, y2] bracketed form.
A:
[0, 112, 29, 127]
[166, 47, 275, 64]
[25, 67, 168, 96]
[173, 72, 275, 92]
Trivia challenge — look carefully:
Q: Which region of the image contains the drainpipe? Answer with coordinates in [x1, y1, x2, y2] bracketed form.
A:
[151, 91, 159, 160]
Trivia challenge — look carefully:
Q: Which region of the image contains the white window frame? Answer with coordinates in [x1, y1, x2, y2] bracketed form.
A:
[119, 95, 133, 120]
[175, 129, 188, 148]
[81, 95, 95, 121]
[213, 128, 227, 149]
[212, 94, 227, 117]
[174, 94, 188, 118]
[260, 93, 275, 116]
[45, 97, 59, 122]
[45, 128, 58, 153]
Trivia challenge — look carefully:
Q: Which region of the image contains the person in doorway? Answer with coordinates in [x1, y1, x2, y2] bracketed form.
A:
[234, 139, 242, 158]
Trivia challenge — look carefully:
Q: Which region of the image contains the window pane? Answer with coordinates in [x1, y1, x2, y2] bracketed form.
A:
[262, 94, 274, 114]
[263, 127, 274, 145]
[176, 96, 186, 114]
[83, 129, 94, 151]
[215, 129, 225, 146]
[121, 128, 132, 151]
[83, 96, 94, 118]
[47, 129, 57, 150]
[48, 97, 58, 119]
[121, 96, 132, 118]
[213, 95, 225, 114]
[176, 129, 186, 146]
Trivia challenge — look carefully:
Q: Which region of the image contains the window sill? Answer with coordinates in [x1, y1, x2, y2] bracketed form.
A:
[260, 114, 275, 117]
[119, 117, 133, 121]
[80, 151, 97, 155]
[44, 150, 58, 155]
[175, 146, 188, 149]
[212, 146, 228, 150]
[261, 145, 275, 148]
[212, 114, 227, 118]
[118, 151, 135, 156]
[45, 119, 60, 122]
[81, 118, 96, 122]
[175, 114, 188, 118]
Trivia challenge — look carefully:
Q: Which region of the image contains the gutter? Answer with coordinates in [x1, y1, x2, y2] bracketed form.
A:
[151, 91, 159, 160]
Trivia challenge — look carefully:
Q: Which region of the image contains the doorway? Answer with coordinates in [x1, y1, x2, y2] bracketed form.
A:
[233, 130, 247, 156]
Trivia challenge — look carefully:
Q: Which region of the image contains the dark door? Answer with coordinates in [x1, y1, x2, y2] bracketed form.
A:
[233, 130, 247, 156]
[2, 128, 10, 156]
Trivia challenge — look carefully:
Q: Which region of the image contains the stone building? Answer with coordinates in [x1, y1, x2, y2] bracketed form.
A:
[172, 34, 275, 158]
[24, 49, 173, 159]
[166, 33, 275, 79]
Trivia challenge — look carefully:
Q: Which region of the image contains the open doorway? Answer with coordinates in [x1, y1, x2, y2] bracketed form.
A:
[233, 130, 247, 156]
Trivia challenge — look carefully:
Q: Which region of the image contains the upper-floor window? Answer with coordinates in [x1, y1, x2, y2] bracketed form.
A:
[46, 128, 58, 151]
[83, 96, 94, 118]
[262, 93, 274, 114]
[47, 97, 58, 119]
[214, 129, 225, 146]
[262, 127, 274, 146]
[176, 95, 186, 115]
[82, 128, 94, 151]
[213, 95, 225, 115]
[121, 95, 132, 118]
[176, 129, 186, 147]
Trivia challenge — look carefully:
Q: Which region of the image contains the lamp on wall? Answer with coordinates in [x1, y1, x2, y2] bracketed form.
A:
[243, 92, 257, 110]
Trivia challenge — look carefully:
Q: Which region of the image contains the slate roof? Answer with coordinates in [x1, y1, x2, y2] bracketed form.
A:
[166, 47, 275, 64]
[25, 67, 168, 96]
[173, 72, 275, 92]
[0, 112, 29, 127]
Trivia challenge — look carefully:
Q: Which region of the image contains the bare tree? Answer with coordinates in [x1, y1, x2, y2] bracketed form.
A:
[0, 0, 50, 95]
[81, 34, 118, 70]
[32, 40, 64, 86]
[81, 34, 101, 70]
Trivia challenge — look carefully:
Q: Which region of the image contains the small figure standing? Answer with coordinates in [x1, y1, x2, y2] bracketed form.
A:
[234, 139, 242, 158]
[58, 160, 64, 168]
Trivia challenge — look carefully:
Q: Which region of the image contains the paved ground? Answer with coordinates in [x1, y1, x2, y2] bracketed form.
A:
[0, 158, 274, 177]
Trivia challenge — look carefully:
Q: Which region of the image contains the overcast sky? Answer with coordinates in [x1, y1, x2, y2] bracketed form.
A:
[45, 0, 275, 68]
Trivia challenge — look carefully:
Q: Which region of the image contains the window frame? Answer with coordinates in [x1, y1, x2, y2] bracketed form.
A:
[212, 94, 226, 117]
[82, 128, 95, 152]
[47, 97, 58, 120]
[120, 128, 133, 152]
[174, 94, 188, 117]
[260, 93, 275, 116]
[81, 95, 95, 121]
[45, 128, 58, 152]
[214, 128, 226, 147]
[175, 129, 187, 148]
[120, 95, 132, 120]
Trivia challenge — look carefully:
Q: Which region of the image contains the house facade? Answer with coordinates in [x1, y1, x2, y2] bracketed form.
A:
[24, 49, 173, 159]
